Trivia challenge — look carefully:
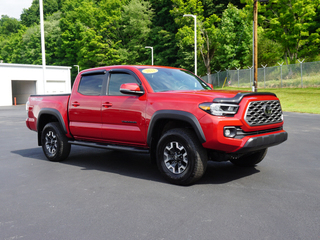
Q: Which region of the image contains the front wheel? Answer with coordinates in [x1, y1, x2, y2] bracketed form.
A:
[41, 122, 71, 162]
[156, 128, 207, 185]
[230, 148, 268, 167]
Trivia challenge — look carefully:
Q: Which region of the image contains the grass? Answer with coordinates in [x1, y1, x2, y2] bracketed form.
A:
[262, 75, 320, 88]
[234, 75, 320, 88]
[215, 87, 320, 114]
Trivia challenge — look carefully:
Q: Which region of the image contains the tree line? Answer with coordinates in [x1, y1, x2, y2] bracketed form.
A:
[0, 0, 319, 81]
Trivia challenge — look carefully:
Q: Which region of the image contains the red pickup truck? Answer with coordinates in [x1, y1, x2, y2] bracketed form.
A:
[26, 65, 287, 185]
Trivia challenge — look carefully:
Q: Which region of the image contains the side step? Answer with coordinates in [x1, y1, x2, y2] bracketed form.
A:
[68, 141, 150, 154]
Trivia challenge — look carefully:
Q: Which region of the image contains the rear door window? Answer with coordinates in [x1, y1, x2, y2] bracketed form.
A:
[78, 74, 105, 96]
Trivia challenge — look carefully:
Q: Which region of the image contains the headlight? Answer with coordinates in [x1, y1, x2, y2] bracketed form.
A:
[199, 103, 239, 116]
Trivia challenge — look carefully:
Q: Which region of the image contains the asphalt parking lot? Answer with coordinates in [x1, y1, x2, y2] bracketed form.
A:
[1, 105, 320, 240]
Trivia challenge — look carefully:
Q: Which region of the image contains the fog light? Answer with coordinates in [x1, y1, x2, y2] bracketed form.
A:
[224, 127, 237, 138]
[225, 129, 231, 137]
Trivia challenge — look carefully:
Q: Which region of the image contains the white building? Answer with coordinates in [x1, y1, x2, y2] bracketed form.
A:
[0, 63, 72, 106]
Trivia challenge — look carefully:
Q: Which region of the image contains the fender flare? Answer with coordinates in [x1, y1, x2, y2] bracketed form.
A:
[147, 110, 206, 146]
[37, 108, 68, 145]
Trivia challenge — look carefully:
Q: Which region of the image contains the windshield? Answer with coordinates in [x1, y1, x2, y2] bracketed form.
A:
[139, 68, 211, 92]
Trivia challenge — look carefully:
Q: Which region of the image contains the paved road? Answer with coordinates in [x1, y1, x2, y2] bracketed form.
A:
[1, 105, 319, 240]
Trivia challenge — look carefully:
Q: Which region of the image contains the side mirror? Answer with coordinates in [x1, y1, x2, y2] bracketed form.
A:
[207, 83, 214, 89]
[120, 83, 144, 96]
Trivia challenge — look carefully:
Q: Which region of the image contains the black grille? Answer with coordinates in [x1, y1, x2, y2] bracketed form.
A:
[245, 100, 283, 126]
[235, 127, 283, 139]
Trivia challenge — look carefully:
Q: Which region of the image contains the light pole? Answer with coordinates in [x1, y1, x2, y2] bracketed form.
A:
[183, 14, 197, 75]
[74, 65, 79, 74]
[39, 0, 46, 94]
[145, 46, 154, 65]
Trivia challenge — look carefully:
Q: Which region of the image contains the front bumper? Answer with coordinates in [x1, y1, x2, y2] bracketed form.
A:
[199, 113, 288, 153]
[233, 131, 288, 154]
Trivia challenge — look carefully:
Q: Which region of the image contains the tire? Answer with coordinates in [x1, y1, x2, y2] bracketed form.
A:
[156, 128, 207, 185]
[230, 148, 268, 167]
[41, 122, 71, 162]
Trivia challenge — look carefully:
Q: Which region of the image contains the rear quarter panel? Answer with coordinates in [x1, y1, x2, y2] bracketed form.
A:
[26, 94, 71, 136]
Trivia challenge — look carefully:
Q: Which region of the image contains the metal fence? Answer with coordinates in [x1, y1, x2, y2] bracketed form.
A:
[201, 61, 320, 88]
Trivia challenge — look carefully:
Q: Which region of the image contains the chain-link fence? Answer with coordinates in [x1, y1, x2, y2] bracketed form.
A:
[201, 61, 320, 88]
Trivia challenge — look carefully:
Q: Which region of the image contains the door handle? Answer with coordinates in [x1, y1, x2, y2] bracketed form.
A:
[102, 102, 113, 108]
[72, 101, 80, 107]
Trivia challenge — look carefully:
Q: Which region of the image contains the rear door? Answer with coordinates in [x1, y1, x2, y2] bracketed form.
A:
[101, 70, 147, 146]
[69, 71, 107, 140]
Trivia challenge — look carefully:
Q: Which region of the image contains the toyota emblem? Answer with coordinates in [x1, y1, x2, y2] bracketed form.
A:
[262, 104, 272, 117]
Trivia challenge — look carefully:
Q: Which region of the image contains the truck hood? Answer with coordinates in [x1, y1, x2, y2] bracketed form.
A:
[153, 89, 249, 102]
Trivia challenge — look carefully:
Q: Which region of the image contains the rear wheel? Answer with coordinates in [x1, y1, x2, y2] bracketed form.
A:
[230, 148, 268, 167]
[156, 128, 207, 185]
[41, 122, 71, 162]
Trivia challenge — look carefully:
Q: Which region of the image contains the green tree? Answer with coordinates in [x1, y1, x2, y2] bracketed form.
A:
[58, 0, 154, 70]
[258, 31, 283, 66]
[0, 15, 22, 36]
[201, 0, 245, 18]
[0, 16, 26, 63]
[147, 0, 179, 66]
[0, 31, 24, 63]
[20, 25, 42, 64]
[171, 0, 220, 75]
[21, 0, 60, 27]
[148, 27, 178, 66]
[19, 12, 63, 65]
[58, 0, 87, 67]
[258, 0, 320, 64]
[214, 4, 252, 70]
[198, 14, 220, 75]
[76, 0, 121, 68]
[118, 0, 154, 64]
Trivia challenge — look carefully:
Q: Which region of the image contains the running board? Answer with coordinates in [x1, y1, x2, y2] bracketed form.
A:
[68, 141, 150, 154]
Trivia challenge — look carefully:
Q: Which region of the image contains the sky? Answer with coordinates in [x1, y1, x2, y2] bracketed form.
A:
[0, 0, 33, 19]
